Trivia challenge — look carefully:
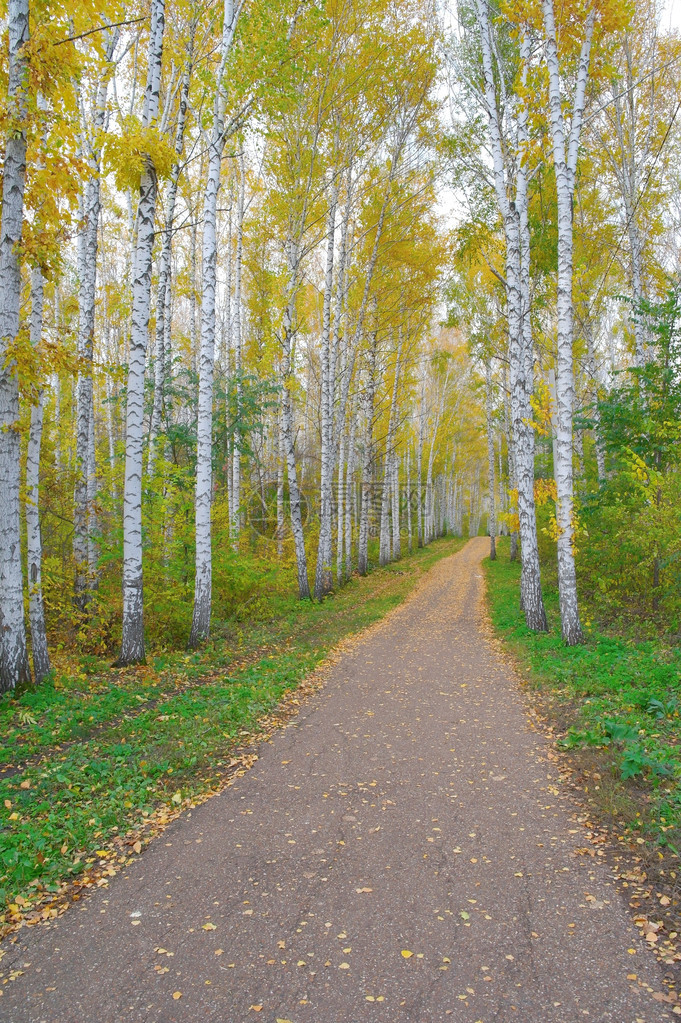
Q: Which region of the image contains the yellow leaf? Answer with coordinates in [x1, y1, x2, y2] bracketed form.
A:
[249, 1007, 263, 1013]
[401, 950, 413, 958]
[133, 841, 142, 854]
[9, 812, 19, 821]
[171, 791, 182, 804]
[172, 991, 182, 1000]
[202, 922, 217, 931]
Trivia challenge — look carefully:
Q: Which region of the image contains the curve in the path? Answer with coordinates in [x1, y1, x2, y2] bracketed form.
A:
[0, 538, 667, 1022]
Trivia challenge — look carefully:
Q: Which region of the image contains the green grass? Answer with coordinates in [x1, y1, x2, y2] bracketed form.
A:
[485, 539, 681, 854]
[0, 536, 464, 921]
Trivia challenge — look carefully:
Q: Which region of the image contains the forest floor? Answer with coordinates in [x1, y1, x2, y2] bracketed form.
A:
[0, 538, 673, 1021]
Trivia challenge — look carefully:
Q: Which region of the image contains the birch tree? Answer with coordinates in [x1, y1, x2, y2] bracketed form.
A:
[74, 30, 120, 613]
[466, 0, 547, 630]
[485, 358, 497, 561]
[0, 0, 31, 689]
[26, 268, 51, 683]
[541, 0, 595, 644]
[118, 0, 166, 665]
[190, 0, 239, 647]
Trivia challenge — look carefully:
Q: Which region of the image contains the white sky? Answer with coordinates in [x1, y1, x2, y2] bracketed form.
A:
[662, 0, 681, 31]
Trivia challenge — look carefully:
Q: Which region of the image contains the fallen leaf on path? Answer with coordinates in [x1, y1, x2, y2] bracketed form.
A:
[133, 841, 142, 854]
[249, 1006, 263, 1012]
[202, 922, 217, 930]
[401, 950, 413, 958]
[172, 991, 182, 1000]
[355, 887, 372, 893]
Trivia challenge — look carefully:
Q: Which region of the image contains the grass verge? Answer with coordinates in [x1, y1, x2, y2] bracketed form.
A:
[484, 539, 681, 855]
[0, 536, 464, 934]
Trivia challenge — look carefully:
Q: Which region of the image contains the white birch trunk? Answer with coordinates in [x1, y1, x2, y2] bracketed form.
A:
[74, 34, 119, 612]
[314, 182, 338, 599]
[0, 0, 31, 689]
[276, 404, 285, 558]
[26, 267, 50, 682]
[485, 359, 497, 561]
[358, 342, 377, 576]
[406, 445, 413, 553]
[148, 49, 192, 472]
[379, 337, 401, 565]
[473, 2, 546, 626]
[118, 0, 166, 666]
[391, 452, 401, 560]
[231, 152, 245, 542]
[344, 414, 355, 579]
[281, 239, 310, 599]
[542, 0, 594, 644]
[190, 0, 238, 646]
[336, 424, 346, 587]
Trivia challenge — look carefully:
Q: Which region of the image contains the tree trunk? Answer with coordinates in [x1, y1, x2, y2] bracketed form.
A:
[345, 414, 355, 579]
[281, 239, 310, 599]
[391, 451, 401, 560]
[485, 359, 497, 561]
[379, 340, 402, 566]
[358, 345, 377, 577]
[336, 422, 346, 587]
[26, 268, 50, 683]
[314, 182, 338, 598]
[118, 0, 166, 666]
[148, 46, 192, 473]
[542, 0, 593, 644]
[474, 3, 544, 624]
[406, 445, 413, 553]
[0, 0, 31, 690]
[231, 151, 245, 543]
[190, 0, 238, 647]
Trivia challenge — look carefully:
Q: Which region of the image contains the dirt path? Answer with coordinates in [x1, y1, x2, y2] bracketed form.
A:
[0, 539, 669, 1022]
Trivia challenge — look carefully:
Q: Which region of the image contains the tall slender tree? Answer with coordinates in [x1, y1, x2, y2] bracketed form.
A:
[190, 0, 239, 647]
[542, 0, 594, 645]
[118, 0, 167, 665]
[0, 0, 31, 690]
